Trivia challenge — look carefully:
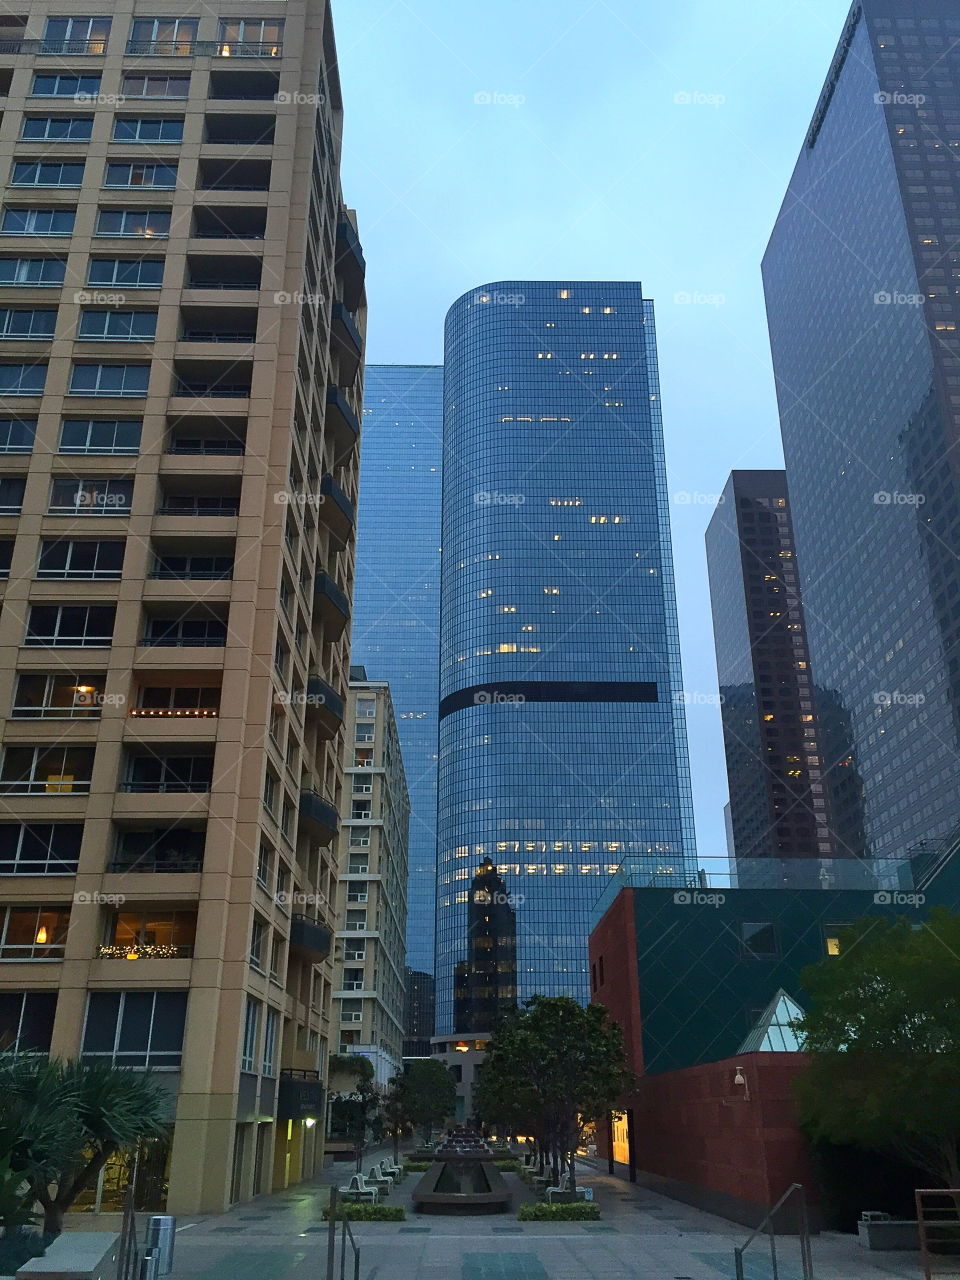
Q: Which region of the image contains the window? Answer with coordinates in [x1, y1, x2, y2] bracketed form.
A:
[240, 996, 260, 1071]
[42, 17, 111, 54]
[59, 418, 141, 454]
[95, 208, 170, 239]
[128, 18, 198, 55]
[342, 968, 364, 991]
[740, 922, 780, 959]
[0, 363, 46, 394]
[347, 881, 368, 904]
[344, 909, 366, 932]
[142, 615, 226, 647]
[38, 539, 125, 579]
[151, 553, 232, 580]
[0, 823, 82, 875]
[0, 418, 36, 453]
[262, 1006, 278, 1076]
[49, 476, 133, 515]
[269, 935, 282, 980]
[0, 745, 95, 794]
[256, 842, 272, 887]
[339, 999, 362, 1024]
[121, 74, 190, 99]
[88, 258, 163, 287]
[217, 18, 284, 54]
[356, 698, 376, 719]
[0, 311, 55, 340]
[30, 73, 101, 98]
[123, 755, 213, 793]
[263, 771, 277, 813]
[0, 906, 71, 959]
[104, 162, 178, 189]
[0, 477, 25, 513]
[1, 208, 75, 236]
[79, 311, 157, 341]
[25, 603, 116, 647]
[250, 916, 266, 969]
[20, 117, 93, 141]
[0, 541, 11, 579]
[0, 258, 65, 286]
[0, 991, 57, 1052]
[13, 672, 106, 718]
[107, 910, 195, 956]
[82, 991, 188, 1068]
[69, 364, 150, 397]
[351, 801, 371, 820]
[112, 117, 184, 143]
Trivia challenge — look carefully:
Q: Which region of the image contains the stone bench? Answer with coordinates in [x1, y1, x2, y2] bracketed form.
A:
[15, 1232, 119, 1280]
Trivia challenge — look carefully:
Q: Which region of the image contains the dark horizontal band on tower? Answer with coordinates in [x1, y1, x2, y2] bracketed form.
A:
[439, 680, 659, 719]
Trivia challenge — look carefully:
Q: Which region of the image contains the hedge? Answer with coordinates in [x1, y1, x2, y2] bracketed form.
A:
[518, 1201, 601, 1221]
[323, 1203, 406, 1222]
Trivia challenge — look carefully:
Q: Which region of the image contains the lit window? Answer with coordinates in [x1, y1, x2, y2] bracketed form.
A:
[826, 936, 841, 956]
[497, 643, 517, 653]
[543, 587, 559, 594]
[557, 289, 570, 299]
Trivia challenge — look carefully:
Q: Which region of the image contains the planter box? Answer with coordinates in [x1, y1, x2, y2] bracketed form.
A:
[858, 1220, 919, 1251]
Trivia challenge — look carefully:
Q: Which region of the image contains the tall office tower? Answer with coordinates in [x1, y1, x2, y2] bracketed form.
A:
[352, 366, 442, 986]
[435, 280, 698, 1035]
[763, 0, 960, 864]
[706, 471, 838, 880]
[0, 0, 365, 1214]
[402, 966, 435, 1057]
[333, 673, 409, 1084]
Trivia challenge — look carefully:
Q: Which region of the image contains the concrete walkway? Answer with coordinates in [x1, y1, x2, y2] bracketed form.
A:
[164, 1154, 928, 1280]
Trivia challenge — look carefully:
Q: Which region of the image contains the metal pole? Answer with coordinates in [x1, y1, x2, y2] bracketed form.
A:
[734, 1246, 744, 1280]
[339, 1215, 346, 1280]
[325, 1185, 338, 1280]
[798, 1186, 814, 1279]
[769, 1219, 780, 1280]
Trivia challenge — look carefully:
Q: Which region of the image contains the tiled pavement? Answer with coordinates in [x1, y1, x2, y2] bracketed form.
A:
[164, 1153, 927, 1280]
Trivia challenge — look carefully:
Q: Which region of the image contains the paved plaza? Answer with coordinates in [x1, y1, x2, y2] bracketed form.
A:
[162, 1152, 930, 1280]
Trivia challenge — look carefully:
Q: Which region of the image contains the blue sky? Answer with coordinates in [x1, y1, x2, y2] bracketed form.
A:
[334, 0, 853, 863]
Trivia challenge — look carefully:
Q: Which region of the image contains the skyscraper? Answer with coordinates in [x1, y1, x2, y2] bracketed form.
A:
[352, 366, 442, 978]
[763, 0, 960, 863]
[435, 280, 698, 1036]
[0, 0, 364, 1213]
[706, 471, 838, 877]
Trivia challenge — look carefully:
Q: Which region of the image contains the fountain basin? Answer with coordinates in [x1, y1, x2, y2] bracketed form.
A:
[411, 1157, 512, 1215]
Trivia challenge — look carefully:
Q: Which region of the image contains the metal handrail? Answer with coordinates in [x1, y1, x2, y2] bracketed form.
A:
[734, 1182, 813, 1280]
[325, 1186, 360, 1280]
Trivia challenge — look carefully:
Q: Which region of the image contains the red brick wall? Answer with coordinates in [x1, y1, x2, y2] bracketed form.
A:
[601, 1053, 814, 1211]
[589, 887, 644, 1074]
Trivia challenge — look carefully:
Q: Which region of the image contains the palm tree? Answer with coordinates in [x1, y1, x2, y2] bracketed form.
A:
[0, 1055, 171, 1235]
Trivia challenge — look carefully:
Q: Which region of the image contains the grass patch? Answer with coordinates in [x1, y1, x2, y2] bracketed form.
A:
[323, 1202, 406, 1222]
[518, 1200, 600, 1222]
[403, 1160, 431, 1172]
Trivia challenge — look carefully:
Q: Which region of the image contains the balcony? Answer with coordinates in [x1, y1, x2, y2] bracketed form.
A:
[305, 673, 344, 737]
[174, 358, 253, 399]
[288, 913, 332, 961]
[324, 387, 359, 453]
[125, 40, 282, 58]
[197, 158, 270, 193]
[335, 218, 365, 311]
[204, 114, 275, 146]
[298, 789, 338, 844]
[330, 302, 361, 385]
[318, 473, 353, 548]
[97, 942, 193, 959]
[313, 571, 349, 638]
[186, 256, 261, 291]
[179, 305, 258, 346]
[208, 70, 280, 101]
[192, 207, 267, 241]
[277, 1068, 324, 1121]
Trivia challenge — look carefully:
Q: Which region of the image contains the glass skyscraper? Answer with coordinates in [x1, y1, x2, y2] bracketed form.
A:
[352, 365, 442, 973]
[763, 0, 960, 864]
[435, 280, 698, 1035]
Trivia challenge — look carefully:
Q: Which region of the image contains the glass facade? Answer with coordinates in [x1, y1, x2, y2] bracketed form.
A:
[352, 365, 442, 973]
[706, 470, 838, 879]
[763, 1, 960, 863]
[436, 280, 698, 1035]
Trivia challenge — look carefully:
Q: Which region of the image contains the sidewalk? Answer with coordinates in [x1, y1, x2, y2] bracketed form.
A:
[164, 1153, 927, 1280]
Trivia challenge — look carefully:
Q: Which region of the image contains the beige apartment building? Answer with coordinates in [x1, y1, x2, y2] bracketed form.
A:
[333, 670, 408, 1086]
[0, 0, 366, 1214]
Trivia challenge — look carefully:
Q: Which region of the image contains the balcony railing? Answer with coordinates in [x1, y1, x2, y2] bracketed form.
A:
[0, 38, 107, 55]
[179, 331, 256, 344]
[97, 942, 193, 959]
[108, 850, 204, 873]
[166, 439, 244, 456]
[121, 778, 211, 793]
[174, 382, 251, 397]
[0, 778, 90, 794]
[128, 706, 219, 718]
[277, 1068, 324, 1121]
[289, 912, 332, 960]
[125, 40, 283, 58]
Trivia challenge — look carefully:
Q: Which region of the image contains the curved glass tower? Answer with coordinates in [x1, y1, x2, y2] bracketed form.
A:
[435, 280, 698, 1035]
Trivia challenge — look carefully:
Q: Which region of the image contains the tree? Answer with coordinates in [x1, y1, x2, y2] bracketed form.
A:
[398, 1059, 457, 1143]
[474, 996, 627, 1191]
[381, 1074, 408, 1165]
[327, 1054, 380, 1171]
[793, 909, 960, 1188]
[0, 1056, 171, 1235]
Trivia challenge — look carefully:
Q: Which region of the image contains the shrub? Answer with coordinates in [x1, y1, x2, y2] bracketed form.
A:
[323, 1203, 405, 1222]
[518, 1200, 600, 1222]
[494, 1160, 521, 1172]
[403, 1161, 430, 1172]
